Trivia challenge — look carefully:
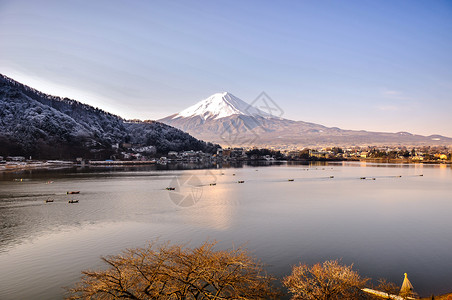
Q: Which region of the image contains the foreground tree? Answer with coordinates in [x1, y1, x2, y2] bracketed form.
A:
[283, 259, 369, 300]
[375, 278, 400, 299]
[67, 241, 280, 299]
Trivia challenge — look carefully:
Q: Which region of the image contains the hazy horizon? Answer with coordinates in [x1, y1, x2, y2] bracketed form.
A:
[1, 0, 451, 136]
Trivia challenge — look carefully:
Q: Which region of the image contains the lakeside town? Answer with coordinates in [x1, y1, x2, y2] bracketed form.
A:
[2, 145, 451, 171]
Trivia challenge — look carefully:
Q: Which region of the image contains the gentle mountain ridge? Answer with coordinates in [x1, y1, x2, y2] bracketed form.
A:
[0, 74, 218, 159]
[159, 92, 452, 147]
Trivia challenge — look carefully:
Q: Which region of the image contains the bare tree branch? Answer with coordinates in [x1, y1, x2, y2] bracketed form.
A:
[67, 240, 280, 300]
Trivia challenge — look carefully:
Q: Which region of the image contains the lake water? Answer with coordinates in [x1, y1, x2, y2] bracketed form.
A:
[0, 162, 451, 299]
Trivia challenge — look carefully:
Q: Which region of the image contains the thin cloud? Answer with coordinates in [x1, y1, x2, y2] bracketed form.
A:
[383, 90, 401, 96]
[381, 88, 411, 101]
[377, 105, 399, 111]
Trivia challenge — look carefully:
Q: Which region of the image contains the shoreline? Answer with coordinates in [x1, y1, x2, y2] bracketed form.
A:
[1, 159, 450, 173]
[0, 161, 76, 172]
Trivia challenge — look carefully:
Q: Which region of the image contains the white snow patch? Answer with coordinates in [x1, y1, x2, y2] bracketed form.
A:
[174, 92, 271, 120]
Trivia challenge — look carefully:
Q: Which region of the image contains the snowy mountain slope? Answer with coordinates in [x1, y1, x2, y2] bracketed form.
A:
[174, 92, 271, 120]
[0, 74, 218, 158]
[159, 92, 452, 147]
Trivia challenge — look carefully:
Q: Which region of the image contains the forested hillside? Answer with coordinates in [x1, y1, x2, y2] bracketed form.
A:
[0, 74, 218, 159]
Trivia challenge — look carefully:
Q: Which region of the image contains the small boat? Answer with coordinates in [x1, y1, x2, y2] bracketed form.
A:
[45, 199, 54, 203]
[288, 179, 294, 182]
[67, 191, 80, 194]
[68, 200, 79, 203]
[166, 187, 176, 191]
[238, 180, 245, 183]
[209, 183, 217, 186]
[329, 176, 334, 178]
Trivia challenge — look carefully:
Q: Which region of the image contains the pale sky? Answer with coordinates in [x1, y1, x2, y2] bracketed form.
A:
[1, 0, 451, 137]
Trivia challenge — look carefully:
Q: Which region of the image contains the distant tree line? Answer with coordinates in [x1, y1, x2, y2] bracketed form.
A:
[245, 148, 343, 161]
[246, 148, 284, 159]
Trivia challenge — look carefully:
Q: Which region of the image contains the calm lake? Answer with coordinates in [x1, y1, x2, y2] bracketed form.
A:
[0, 162, 451, 299]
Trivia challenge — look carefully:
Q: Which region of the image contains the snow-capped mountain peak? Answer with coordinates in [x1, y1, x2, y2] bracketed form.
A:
[159, 91, 452, 147]
[174, 92, 269, 120]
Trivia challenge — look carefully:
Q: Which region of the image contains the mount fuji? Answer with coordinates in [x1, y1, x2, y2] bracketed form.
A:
[159, 92, 452, 147]
[174, 92, 272, 120]
[159, 92, 285, 146]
